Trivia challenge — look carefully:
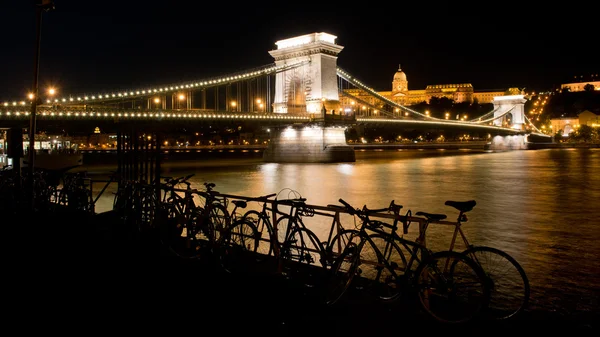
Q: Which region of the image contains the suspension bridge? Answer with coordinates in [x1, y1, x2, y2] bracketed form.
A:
[0, 32, 550, 163]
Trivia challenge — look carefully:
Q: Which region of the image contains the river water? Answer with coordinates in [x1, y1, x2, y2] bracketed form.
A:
[83, 147, 600, 319]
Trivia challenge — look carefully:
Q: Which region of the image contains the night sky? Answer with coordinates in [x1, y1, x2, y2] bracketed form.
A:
[1, 0, 596, 102]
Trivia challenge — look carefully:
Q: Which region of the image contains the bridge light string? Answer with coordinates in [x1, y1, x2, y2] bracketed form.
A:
[0, 108, 312, 121]
[1, 61, 310, 106]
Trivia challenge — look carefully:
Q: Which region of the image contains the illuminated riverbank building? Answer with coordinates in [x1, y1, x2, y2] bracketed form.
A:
[340, 65, 506, 113]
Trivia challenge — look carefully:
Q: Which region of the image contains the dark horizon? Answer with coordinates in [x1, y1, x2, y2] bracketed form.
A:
[0, 1, 597, 101]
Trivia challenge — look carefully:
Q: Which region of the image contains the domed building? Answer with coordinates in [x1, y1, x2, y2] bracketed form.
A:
[392, 65, 408, 92]
[339, 64, 507, 116]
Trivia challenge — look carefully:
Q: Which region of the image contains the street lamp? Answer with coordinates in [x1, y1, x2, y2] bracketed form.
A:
[28, 0, 55, 210]
[178, 94, 185, 109]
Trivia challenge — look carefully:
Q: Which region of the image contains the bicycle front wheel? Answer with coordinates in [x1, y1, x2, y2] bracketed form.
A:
[462, 246, 530, 320]
[413, 250, 489, 324]
[242, 210, 274, 260]
[324, 229, 360, 268]
[220, 218, 260, 274]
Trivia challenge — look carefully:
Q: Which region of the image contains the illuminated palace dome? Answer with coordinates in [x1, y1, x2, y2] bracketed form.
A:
[393, 64, 407, 81]
[392, 64, 408, 93]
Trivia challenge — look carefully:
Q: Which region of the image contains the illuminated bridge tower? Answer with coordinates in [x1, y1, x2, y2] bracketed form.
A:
[269, 32, 343, 114]
[492, 92, 527, 130]
[488, 91, 529, 150]
[263, 32, 355, 163]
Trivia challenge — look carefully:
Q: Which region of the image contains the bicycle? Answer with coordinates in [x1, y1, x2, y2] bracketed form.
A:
[317, 204, 361, 269]
[414, 200, 530, 321]
[218, 197, 263, 274]
[239, 192, 278, 261]
[275, 197, 326, 287]
[325, 198, 490, 324]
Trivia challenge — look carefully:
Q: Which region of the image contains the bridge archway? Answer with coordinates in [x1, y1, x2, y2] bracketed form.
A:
[492, 94, 527, 129]
[268, 32, 344, 114]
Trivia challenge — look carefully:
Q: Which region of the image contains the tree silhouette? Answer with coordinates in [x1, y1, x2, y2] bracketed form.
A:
[584, 83, 595, 92]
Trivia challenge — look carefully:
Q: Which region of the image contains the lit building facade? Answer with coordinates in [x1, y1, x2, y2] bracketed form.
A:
[550, 110, 600, 136]
[560, 81, 600, 92]
[340, 65, 508, 111]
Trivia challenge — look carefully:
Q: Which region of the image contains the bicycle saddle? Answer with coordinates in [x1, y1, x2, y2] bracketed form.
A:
[444, 200, 476, 213]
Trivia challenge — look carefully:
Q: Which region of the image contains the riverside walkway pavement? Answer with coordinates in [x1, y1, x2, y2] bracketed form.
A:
[4, 209, 597, 336]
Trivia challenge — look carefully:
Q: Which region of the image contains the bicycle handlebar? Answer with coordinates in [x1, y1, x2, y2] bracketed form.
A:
[339, 198, 397, 217]
[250, 193, 277, 202]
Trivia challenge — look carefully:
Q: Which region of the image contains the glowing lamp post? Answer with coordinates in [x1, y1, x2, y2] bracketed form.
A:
[178, 94, 185, 110]
[28, 0, 55, 210]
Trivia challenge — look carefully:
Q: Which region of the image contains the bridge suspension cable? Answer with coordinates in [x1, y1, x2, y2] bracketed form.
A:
[468, 106, 501, 122]
[338, 90, 396, 118]
[470, 105, 516, 125]
[524, 114, 546, 134]
[56, 61, 309, 105]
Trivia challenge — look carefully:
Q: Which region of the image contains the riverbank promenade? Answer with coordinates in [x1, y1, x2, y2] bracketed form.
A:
[3, 208, 597, 336]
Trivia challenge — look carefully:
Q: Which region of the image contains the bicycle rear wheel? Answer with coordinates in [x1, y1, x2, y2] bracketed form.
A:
[356, 234, 406, 302]
[462, 246, 530, 320]
[281, 227, 326, 287]
[413, 250, 489, 324]
[207, 202, 231, 244]
[324, 243, 360, 306]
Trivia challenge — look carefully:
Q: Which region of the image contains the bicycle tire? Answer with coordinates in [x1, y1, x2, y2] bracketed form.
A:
[324, 243, 360, 306]
[356, 234, 407, 302]
[207, 202, 231, 244]
[242, 210, 275, 260]
[324, 229, 360, 268]
[275, 215, 295, 245]
[220, 218, 260, 274]
[462, 245, 530, 320]
[413, 250, 490, 324]
[281, 227, 326, 287]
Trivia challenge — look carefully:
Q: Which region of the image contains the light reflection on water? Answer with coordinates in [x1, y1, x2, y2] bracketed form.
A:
[88, 148, 600, 317]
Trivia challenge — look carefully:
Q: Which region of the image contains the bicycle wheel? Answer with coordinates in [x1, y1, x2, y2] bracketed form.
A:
[324, 243, 360, 306]
[242, 210, 274, 260]
[324, 229, 360, 268]
[220, 219, 260, 274]
[413, 250, 489, 324]
[356, 234, 406, 302]
[462, 246, 530, 320]
[281, 227, 326, 287]
[274, 215, 295, 245]
[207, 202, 231, 244]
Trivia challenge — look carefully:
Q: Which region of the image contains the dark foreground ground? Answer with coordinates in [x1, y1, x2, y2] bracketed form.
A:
[4, 209, 598, 336]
